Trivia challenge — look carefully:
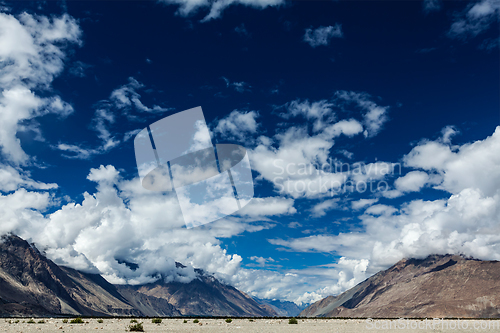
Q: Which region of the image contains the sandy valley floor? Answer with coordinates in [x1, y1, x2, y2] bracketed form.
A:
[1, 318, 499, 332]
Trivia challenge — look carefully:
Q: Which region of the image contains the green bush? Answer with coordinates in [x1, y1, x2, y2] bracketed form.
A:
[70, 317, 84, 324]
[62, 319, 68, 323]
[129, 323, 144, 332]
[183, 320, 188, 323]
[97, 319, 104, 323]
[288, 318, 298, 324]
[249, 319, 254, 322]
[14, 320, 19, 324]
[27, 319, 35, 324]
[193, 319, 199, 323]
[225, 318, 232, 323]
[130, 319, 138, 323]
[38, 320, 45, 324]
[152, 318, 162, 324]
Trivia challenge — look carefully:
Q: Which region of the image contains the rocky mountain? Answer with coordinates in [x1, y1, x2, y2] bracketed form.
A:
[0, 234, 142, 317]
[117, 269, 276, 317]
[254, 298, 307, 317]
[0, 234, 275, 317]
[300, 254, 500, 318]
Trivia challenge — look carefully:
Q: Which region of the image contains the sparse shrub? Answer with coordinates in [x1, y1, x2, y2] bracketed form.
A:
[193, 319, 199, 323]
[249, 319, 254, 322]
[38, 320, 45, 324]
[97, 319, 104, 323]
[225, 318, 232, 323]
[70, 317, 84, 324]
[62, 319, 68, 323]
[183, 320, 188, 323]
[27, 319, 36, 324]
[14, 320, 19, 324]
[129, 323, 144, 332]
[288, 318, 298, 324]
[152, 318, 162, 324]
[130, 319, 138, 323]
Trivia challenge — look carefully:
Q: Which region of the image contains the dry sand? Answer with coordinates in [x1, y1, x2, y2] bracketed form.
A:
[0, 318, 499, 332]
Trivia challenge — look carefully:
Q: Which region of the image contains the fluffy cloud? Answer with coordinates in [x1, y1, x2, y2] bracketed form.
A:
[2, 23, 259, 281]
[1, 165, 252, 283]
[303, 24, 343, 48]
[214, 110, 260, 141]
[323, 119, 363, 138]
[383, 170, 431, 198]
[160, 0, 283, 21]
[0, 188, 54, 237]
[87, 165, 120, 184]
[311, 199, 339, 217]
[249, 94, 389, 198]
[334, 91, 389, 138]
[0, 12, 81, 89]
[0, 12, 80, 164]
[404, 126, 500, 196]
[395, 170, 429, 192]
[0, 164, 57, 192]
[251, 126, 341, 198]
[0, 161, 301, 291]
[448, 0, 500, 39]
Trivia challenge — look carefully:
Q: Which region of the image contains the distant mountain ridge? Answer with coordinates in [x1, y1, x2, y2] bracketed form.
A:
[300, 254, 500, 318]
[0, 234, 276, 317]
[254, 298, 307, 317]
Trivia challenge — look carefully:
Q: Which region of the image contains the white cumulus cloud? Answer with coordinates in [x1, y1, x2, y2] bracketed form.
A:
[0, 12, 80, 165]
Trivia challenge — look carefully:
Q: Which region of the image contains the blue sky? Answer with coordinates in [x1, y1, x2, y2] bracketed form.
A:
[0, 0, 499, 304]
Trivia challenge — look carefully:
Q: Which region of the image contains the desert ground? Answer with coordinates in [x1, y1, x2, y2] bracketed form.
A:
[0, 318, 499, 332]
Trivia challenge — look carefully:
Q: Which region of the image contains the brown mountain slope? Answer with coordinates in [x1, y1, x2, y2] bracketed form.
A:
[117, 271, 276, 317]
[0, 234, 275, 317]
[300, 254, 500, 318]
[0, 234, 144, 316]
[60, 266, 181, 317]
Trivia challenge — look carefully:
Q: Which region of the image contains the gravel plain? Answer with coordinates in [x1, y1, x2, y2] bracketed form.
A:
[1, 318, 499, 332]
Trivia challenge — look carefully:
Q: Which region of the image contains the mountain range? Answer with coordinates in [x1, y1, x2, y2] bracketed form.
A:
[254, 298, 307, 317]
[0, 234, 276, 317]
[300, 254, 500, 318]
[2, 234, 500, 318]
